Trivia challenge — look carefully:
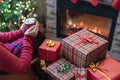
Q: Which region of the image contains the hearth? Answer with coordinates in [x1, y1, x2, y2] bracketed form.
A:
[57, 0, 119, 50]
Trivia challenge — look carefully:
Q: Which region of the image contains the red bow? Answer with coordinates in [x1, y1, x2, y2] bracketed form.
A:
[70, 0, 78, 4]
[76, 34, 98, 45]
[71, 34, 98, 64]
[75, 72, 87, 79]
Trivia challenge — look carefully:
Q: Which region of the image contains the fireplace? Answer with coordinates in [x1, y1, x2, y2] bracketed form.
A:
[56, 0, 119, 50]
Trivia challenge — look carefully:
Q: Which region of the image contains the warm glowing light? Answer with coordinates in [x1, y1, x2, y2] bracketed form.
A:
[73, 24, 76, 28]
[77, 26, 79, 29]
[66, 21, 109, 37]
[79, 22, 83, 26]
[68, 20, 72, 25]
[87, 27, 108, 37]
[92, 27, 97, 33]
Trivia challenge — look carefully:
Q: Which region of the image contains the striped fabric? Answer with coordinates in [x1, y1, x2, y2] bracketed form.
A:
[62, 29, 108, 67]
[46, 58, 76, 80]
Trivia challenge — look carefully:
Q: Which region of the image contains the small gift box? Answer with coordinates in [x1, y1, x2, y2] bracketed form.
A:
[46, 58, 76, 80]
[73, 68, 87, 80]
[88, 56, 120, 80]
[39, 39, 61, 62]
[62, 29, 108, 67]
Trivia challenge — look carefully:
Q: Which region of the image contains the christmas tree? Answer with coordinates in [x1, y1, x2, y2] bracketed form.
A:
[0, 0, 36, 31]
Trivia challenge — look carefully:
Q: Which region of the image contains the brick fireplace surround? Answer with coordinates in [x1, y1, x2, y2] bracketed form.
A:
[46, 0, 120, 61]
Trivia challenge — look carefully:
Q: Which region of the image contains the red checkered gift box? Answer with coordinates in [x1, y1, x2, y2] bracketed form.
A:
[62, 29, 108, 67]
[39, 39, 61, 62]
[46, 58, 76, 80]
[73, 67, 87, 80]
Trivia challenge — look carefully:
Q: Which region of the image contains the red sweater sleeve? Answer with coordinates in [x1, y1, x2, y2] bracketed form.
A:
[0, 29, 24, 43]
[0, 35, 34, 74]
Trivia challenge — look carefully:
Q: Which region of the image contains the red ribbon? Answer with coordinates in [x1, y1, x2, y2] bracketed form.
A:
[75, 72, 87, 79]
[72, 34, 98, 64]
[73, 69, 87, 79]
[76, 34, 98, 45]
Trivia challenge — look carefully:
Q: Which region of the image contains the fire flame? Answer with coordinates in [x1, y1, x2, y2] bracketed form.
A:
[87, 27, 108, 37]
[67, 23, 108, 37]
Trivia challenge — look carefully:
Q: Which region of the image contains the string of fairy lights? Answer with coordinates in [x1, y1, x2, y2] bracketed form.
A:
[0, 0, 36, 29]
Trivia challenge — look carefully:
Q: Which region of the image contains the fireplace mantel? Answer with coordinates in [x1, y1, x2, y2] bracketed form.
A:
[84, 0, 113, 6]
[46, 0, 119, 51]
[56, 0, 119, 50]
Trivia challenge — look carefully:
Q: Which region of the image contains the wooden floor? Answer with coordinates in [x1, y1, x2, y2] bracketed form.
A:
[0, 71, 39, 80]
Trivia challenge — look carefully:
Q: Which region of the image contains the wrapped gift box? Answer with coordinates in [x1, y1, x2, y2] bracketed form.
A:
[39, 39, 61, 62]
[46, 58, 76, 80]
[62, 29, 108, 67]
[88, 56, 120, 80]
[73, 67, 87, 80]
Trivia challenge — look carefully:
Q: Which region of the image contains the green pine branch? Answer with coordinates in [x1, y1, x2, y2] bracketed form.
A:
[0, 0, 36, 32]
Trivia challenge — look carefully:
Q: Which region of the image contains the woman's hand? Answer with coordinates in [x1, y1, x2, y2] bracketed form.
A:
[20, 23, 26, 33]
[24, 21, 39, 37]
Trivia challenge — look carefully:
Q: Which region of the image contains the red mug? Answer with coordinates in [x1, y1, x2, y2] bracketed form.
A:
[24, 18, 36, 29]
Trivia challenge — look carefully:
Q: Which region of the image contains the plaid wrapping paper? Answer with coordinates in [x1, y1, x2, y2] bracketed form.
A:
[73, 68, 87, 80]
[4, 38, 23, 57]
[46, 58, 76, 80]
[62, 29, 108, 67]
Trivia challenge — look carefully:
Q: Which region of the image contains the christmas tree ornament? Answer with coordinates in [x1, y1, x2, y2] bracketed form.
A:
[33, 13, 38, 18]
[112, 0, 120, 10]
[8, 20, 13, 28]
[18, 17, 21, 27]
[0, 0, 3, 2]
[89, 0, 98, 7]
